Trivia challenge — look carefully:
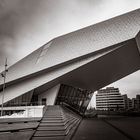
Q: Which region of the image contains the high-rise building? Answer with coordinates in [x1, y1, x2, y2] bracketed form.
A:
[122, 94, 128, 109]
[123, 94, 140, 111]
[123, 94, 133, 110]
[132, 98, 137, 109]
[136, 95, 140, 110]
[96, 87, 124, 111]
[132, 95, 140, 110]
[128, 98, 133, 109]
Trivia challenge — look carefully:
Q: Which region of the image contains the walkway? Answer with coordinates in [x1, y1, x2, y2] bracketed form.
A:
[72, 117, 140, 140]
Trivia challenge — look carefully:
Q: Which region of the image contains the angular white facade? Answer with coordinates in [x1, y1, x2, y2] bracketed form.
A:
[0, 9, 140, 105]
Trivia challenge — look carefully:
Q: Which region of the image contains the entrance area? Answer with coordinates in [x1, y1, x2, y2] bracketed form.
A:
[41, 98, 47, 105]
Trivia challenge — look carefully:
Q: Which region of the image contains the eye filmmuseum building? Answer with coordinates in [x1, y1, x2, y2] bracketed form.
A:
[0, 9, 140, 115]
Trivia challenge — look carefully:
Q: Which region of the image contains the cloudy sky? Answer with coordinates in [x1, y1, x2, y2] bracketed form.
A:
[0, 0, 140, 102]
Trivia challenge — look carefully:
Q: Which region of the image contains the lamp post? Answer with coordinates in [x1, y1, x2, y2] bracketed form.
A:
[1, 58, 8, 116]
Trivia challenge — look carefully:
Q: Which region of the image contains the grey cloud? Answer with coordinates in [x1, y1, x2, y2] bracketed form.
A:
[0, 0, 43, 69]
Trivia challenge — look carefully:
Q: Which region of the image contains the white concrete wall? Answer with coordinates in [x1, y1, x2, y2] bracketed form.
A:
[38, 84, 60, 105]
[0, 105, 45, 118]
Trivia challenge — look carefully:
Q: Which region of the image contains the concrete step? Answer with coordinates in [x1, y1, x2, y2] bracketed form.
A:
[32, 136, 65, 140]
[43, 116, 64, 118]
[41, 120, 66, 123]
[37, 126, 66, 131]
[39, 122, 65, 126]
[34, 130, 66, 137]
[42, 117, 65, 121]
[31, 105, 81, 140]
[41, 117, 73, 123]
[43, 114, 62, 116]
[38, 119, 78, 131]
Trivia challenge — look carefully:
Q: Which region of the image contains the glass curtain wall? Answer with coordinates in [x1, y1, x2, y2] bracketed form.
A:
[55, 84, 93, 115]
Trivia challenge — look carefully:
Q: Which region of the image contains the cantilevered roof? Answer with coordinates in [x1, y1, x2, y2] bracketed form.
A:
[0, 9, 140, 104]
[1, 8, 140, 85]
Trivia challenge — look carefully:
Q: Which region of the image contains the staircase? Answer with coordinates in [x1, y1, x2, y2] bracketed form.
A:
[31, 105, 81, 140]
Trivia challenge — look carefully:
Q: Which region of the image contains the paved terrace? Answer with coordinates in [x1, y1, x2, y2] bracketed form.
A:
[72, 117, 140, 140]
[0, 117, 41, 140]
[0, 107, 140, 140]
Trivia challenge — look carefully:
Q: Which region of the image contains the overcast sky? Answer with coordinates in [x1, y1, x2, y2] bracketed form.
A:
[0, 0, 140, 102]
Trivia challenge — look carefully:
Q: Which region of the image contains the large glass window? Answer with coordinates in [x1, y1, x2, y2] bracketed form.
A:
[55, 84, 93, 115]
